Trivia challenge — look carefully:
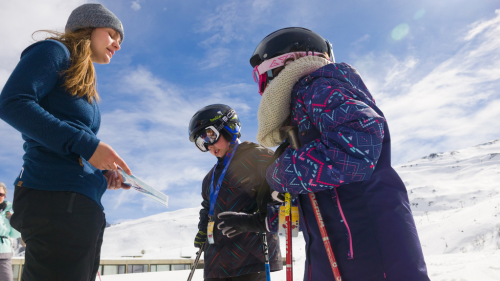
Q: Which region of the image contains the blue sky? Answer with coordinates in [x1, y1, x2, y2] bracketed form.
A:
[0, 0, 499, 223]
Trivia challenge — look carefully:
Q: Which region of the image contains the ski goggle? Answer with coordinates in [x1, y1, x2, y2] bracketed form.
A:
[194, 126, 221, 152]
[253, 46, 335, 95]
[253, 52, 302, 95]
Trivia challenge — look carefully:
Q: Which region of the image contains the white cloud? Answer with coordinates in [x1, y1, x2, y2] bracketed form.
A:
[464, 10, 500, 41]
[194, 0, 330, 70]
[0, 0, 88, 87]
[355, 10, 500, 164]
[196, 2, 246, 46]
[97, 66, 256, 210]
[199, 47, 231, 69]
[131, 1, 141, 11]
[351, 34, 370, 48]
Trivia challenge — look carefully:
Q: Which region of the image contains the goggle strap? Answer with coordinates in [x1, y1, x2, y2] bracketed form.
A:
[253, 66, 260, 83]
[256, 51, 326, 75]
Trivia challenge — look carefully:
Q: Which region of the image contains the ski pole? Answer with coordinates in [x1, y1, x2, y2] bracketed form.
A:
[257, 140, 291, 281]
[284, 192, 293, 281]
[309, 193, 342, 280]
[260, 232, 272, 281]
[282, 126, 342, 281]
[187, 242, 205, 281]
[279, 126, 297, 281]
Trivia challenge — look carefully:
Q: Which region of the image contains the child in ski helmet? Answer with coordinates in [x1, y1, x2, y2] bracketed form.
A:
[189, 104, 282, 280]
[0, 4, 131, 280]
[250, 27, 430, 281]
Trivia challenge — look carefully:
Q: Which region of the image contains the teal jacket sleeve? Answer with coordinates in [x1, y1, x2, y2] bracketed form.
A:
[1, 202, 20, 239]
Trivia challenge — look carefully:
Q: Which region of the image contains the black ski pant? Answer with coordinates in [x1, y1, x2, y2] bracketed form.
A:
[205, 271, 267, 281]
[10, 184, 106, 281]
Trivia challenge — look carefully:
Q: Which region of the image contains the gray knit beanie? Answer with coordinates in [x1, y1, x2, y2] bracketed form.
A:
[65, 3, 124, 43]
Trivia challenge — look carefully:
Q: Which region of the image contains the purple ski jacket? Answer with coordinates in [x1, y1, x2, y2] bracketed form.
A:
[266, 63, 430, 281]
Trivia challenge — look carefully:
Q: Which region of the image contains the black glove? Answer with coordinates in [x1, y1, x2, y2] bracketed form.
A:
[217, 211, 267, 238]
[194, 230, 206, 248]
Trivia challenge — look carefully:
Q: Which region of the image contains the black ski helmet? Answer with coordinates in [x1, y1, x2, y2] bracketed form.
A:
[249, 27, 335, 68]
[189, 104, 242, 145]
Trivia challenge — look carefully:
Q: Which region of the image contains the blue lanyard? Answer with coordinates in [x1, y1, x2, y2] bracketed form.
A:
[208, 142, 239, 219]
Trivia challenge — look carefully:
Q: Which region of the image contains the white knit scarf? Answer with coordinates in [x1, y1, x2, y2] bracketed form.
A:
[256, 55, 331, 147]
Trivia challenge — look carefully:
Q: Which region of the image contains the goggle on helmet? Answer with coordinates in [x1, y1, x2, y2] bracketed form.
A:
[250, 27, 335, 95]
[193, 110, 240, 152]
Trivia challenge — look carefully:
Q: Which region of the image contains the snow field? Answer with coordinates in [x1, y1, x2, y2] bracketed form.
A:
[398, 140, 500, 256]
[100, 251, 500, 281]
[100, 139, 500, 280]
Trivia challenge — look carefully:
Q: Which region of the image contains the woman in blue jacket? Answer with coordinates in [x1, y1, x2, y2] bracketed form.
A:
[0, 4, 132, 281]
[249, 27, 430, 281]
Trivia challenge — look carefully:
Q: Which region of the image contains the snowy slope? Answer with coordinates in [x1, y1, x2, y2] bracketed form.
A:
[398, 139, 500, 255]
[100, 207, 201, 259]
[100, 139, 500, 280]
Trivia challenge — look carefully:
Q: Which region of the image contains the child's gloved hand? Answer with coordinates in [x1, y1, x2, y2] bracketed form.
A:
[217, 212, 267, 238]
[271, 191, 285, 203]
[194, 230, 206, 248]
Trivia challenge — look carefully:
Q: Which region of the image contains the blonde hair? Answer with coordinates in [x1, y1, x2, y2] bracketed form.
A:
[34, 29, 99, 103]
[0, 183, 6, 195]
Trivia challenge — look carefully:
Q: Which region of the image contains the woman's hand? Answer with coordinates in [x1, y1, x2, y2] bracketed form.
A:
[103, 170, 131, 190]
[88, 142, 132, 175]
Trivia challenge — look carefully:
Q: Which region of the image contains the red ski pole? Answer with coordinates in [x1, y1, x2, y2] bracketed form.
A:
[282, 126, 342, 281]
[309, 193, 342, 280]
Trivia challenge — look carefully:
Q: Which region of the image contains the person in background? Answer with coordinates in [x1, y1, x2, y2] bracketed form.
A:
[0, 4, 132, 281]
[0, 183, 20, 281]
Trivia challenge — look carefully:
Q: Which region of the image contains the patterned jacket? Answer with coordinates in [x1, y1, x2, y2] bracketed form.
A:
[198, 141, 282, 279]
[267, 63, 430, 281]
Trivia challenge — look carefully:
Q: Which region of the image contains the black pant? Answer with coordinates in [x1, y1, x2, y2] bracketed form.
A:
[10, 185, 106, 281]
[205, 271, 267, 281]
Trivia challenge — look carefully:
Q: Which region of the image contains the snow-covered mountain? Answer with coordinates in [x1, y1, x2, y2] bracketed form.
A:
[400, 139, 500, 255]
[100, 207, 201, 259]
[100, 139, 500, 280]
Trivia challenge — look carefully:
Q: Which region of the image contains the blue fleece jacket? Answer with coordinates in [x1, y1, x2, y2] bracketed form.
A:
[0, 40, 107, 209]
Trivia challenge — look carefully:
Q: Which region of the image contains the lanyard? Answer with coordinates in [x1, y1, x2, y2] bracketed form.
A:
[208, 141, 239, 219]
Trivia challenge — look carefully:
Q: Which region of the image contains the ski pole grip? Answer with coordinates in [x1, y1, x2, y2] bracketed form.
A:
[280, 126, 302, 149]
